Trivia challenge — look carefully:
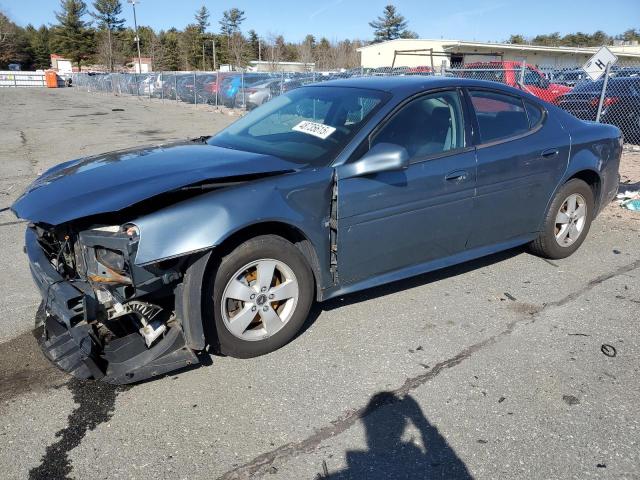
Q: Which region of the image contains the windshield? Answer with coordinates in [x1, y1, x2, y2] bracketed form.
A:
[208, 86, 389, 166]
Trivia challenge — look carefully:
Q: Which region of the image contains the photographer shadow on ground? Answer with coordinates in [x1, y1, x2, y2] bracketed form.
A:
[323, 391, 472, 480]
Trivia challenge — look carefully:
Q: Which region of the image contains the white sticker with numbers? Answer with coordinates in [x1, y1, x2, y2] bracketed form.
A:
[292, 120, 336, 139]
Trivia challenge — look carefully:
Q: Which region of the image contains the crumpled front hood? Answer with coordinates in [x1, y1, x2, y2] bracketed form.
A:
[12, 139, 301, 225]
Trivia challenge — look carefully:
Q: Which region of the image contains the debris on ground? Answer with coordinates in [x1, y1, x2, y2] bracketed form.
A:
[601, 344, 617, 357]
[622, 199, 640, 211]
[562, 395, 580, 406]
[617, 190, 640, 211]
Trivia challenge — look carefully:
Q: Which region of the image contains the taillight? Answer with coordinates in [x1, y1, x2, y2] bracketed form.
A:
[590, 97, 619, 107]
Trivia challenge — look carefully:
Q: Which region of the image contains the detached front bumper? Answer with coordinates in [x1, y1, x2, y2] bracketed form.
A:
[26, 228, 199, 384]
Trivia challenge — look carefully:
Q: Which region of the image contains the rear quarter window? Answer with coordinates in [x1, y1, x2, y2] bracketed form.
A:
[525, 101, 544, 128]
[469, 90, 530, 143]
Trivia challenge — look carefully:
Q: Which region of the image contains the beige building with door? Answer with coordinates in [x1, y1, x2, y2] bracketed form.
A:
[358, 39, 640, 69]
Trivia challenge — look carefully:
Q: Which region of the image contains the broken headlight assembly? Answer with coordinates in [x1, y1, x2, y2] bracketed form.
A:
[79, 223, 139, 285]
[95, 247, 126, 273]
[78, 223, 180, 349]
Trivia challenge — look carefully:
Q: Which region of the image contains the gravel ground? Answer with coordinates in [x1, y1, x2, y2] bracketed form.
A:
[0, 88, 639, 480]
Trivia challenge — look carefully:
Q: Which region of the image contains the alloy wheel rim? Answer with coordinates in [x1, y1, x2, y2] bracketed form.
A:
[555, 193, 587, 247]
[221, 259, 299, 341]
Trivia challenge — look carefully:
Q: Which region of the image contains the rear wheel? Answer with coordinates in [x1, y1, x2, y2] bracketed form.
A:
[529, 178, 594, 259]
[210, 235, 314, 358]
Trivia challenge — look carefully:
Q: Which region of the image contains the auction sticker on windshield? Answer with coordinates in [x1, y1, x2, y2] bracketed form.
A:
[292, 120, 336, 139]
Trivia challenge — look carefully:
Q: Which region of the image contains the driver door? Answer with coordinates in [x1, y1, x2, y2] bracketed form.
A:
[336, 89, 477, 286]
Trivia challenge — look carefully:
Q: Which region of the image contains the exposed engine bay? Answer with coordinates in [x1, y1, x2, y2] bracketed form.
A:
[30, 222, 199, 384]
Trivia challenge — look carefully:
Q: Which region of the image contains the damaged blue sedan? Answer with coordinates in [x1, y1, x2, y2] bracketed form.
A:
[12, 77, 621, 383]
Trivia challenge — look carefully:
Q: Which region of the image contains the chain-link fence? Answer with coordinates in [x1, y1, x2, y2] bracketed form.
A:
[72, 58, 640, 145]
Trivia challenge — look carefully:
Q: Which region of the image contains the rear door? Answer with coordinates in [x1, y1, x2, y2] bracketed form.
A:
[337, 89, 477, 285]
[466, 89, 569, 248]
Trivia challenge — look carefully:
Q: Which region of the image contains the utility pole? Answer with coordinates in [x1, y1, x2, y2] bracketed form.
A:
[128, 0, 143, 74]
[211, 39, 217, 71]
[258, 38, 262, 62]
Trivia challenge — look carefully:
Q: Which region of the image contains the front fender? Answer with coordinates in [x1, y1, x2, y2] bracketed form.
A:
[132, 168, 334, 267]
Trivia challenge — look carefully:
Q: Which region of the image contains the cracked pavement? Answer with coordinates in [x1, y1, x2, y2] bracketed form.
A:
[0, 88, 639, 479]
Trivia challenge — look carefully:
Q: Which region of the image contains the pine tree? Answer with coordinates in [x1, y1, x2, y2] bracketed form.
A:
[195, 5, 210, 34]
[52, 0, 94, 67]
[247, 29, 259, 60]
[369, 5, 415, 43]
[179, 24, 203, 70]
[91, 0, 124, 71]
[219, 8, 245, 37]
[156, 28, 180, 71]
[315, 37, 331, 70]
[25, 25, 51, 69]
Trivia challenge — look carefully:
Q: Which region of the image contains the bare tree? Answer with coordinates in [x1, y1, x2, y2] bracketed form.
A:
[0, 12, 14, 47]
[228, 32, 246, 68]
[94, 28, 125, 69]
[297, 34, 315, 67]
[264, 32, 283, 71]
[91, 0, 125, 71]
[333, 39, 362, 69]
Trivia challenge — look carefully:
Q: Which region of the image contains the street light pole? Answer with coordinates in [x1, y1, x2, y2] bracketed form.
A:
[211, 39, 217, 71]
[128, 0, 143, 74]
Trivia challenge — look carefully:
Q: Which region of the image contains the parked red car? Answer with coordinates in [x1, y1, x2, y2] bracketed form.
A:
[460, 61, 571, 104]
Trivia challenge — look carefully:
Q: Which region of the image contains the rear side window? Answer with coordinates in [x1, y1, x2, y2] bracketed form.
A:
[469, 90, 530, 143]
[525, 101, 544, 128]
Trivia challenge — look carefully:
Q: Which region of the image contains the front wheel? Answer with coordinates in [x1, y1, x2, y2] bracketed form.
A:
[211, 235, 314, 358]
[529, 178, 594, 259]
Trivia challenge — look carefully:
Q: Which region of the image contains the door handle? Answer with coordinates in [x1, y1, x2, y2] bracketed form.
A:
[541, 148, 559, 158]
[445, 170, 468, 182]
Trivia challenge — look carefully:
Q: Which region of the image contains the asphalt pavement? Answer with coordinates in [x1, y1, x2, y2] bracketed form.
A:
[0, 88, 639, 480]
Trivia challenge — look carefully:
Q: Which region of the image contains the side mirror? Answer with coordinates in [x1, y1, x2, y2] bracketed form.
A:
[339, 143, 410, 179]
[539, 77, 550, 89]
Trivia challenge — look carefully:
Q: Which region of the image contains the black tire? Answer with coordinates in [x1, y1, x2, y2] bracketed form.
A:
[210, 235, 314, 358]
[529, 178, 594, 259]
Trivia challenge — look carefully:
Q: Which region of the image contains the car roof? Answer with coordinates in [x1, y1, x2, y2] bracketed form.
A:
[306, 75, 529, 97]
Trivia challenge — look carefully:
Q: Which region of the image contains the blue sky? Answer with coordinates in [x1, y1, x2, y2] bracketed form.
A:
[2, 0, 639, 42]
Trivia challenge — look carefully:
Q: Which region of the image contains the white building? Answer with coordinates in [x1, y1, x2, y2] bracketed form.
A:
[358, 39, 640, 69]
[248, 61, 315, 72]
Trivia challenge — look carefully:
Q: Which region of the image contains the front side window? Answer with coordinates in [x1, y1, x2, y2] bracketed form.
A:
[469, 90, 530, 143]
[209, 86, 388, 167]
[370, 90, 465, 160]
